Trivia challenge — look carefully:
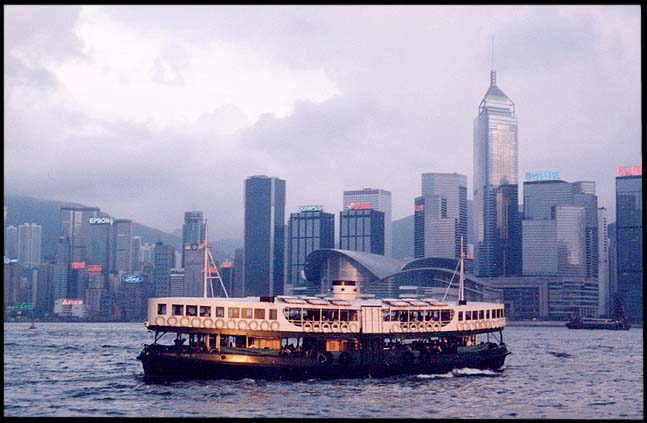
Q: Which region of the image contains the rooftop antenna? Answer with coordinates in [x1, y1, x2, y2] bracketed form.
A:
[490, 34, 496, 86]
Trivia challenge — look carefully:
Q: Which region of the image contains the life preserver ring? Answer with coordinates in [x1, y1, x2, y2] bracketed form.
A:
[425, 321, 434, 331]
[322, 322, 331, 333]
[226, 320, 236, 329]
[432, 322, 441, 331]
[270, 321, 280, 331]
[214, 318, 225, 329]
[418, 322, 426, 332]
[341, 323, 349, 333]
[312, 322, 321, 332]
[260, 320, 270, 331]
[349, 323, 358, 333]
[238, 320, 248, 330]
[249, 320, 259, 330]
[203, 318, 213, 328]
[331, 322, 341, 332]
[180, 317, 190, 326]
[318, 352, 333, 366]
[469, 322, 475, 331]
[191, 317, 201, 328]
[167, 316, 177, 326]
[303, 322, 313, 332]
[400, 322, 409, 332]
[155, 316, 165, 326]
[390, 323, 401, 333]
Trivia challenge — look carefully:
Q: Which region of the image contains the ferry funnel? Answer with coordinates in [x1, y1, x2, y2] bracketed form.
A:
[331, 280, 358, 301]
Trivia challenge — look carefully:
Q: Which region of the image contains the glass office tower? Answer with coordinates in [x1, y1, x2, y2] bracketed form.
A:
[343, 188, 392, 257]
[473, 70, 519, 276]
[244, 175, 286, 297]
[416, 172, 468, 260]
[287, 207, 335, 295]
[615, 173, 642, 322]
[339, 209, 385, 255]
[181, 211, 205, 267]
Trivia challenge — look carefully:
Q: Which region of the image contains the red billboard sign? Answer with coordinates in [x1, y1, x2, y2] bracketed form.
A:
[87, 265, 102, 273]
[617, 165, 642, 176]
[71, 261, 86, 269]
[346, 201, 372, 210]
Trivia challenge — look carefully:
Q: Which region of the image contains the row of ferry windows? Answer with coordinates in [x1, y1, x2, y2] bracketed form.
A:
[284, 308, 359, 322]
[157, 304, 278, 320]
[382, 309, 453, 322]
[457, 309, 504, 321]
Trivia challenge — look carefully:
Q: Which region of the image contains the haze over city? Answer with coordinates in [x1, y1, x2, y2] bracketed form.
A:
[4, 5, 641, 239]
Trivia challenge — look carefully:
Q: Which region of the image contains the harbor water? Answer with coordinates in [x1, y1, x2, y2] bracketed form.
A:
[3, 322, 643, 419]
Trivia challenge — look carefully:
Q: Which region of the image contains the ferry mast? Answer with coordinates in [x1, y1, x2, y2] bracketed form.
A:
[202, 219, 229, 298]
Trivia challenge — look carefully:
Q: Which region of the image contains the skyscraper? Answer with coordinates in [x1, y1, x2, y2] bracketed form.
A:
[415, 173, 467, 259]
[60, 207, 101, 263]
[131, 236, 142, 272]
[17, 223, 41, 267]
[473, 70, 519, 277]
[153, 241, 175, 297]
[597, 207, 609, 316]
[111, 219, 133, 273]
[244, 175, 286, 297]
[615, 169, 642, 322]
[522, 179, 599, 278]
[5, 225, 18, 259]
[287, 206, 335, 295]
[182, 211, 205, 267]
[184, 244, 206, 297]
[339, 208, 385, 255]
[53, 235, 70, 300]
[343, 188, 392, 257]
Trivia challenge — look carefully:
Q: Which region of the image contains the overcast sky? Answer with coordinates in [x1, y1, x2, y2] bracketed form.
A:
[4, 5, 641, 239]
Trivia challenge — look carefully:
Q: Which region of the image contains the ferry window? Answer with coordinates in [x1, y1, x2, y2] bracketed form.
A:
[287, 308, 301, 321]
[342, 310, 351, 321]
[479, 310, 484, 320]
[228, 307, 240, 318]
[242, 308, 253, 319]
[486, 310, 490, 319]
[157, 304, 167, 315]
[215, 307, 225, 318]
[465, 311, 471, 320]
[458, 311, 463, 321]
[432, 310, 440, 321]
[410, 310, 423, 321]
[331, 310, 339, 321]
[441, 310, 452, 322]
[390, 310, 398, 321]
[424, 310, 433, 321]
[186, 305, 198, 316]
[496, 309, 500, 318]
[254, 308, 265, 319]
[172, 304, 184, 316]
[199, 306, 211, 317]
[269, 309, 277, 320]
[472, 310, 478, 320]
[348, 310, 358, 321]
[322, 309, 333, 321]
[382, 309, 390, 322]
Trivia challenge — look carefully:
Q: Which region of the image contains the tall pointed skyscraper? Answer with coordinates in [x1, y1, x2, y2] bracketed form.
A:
[473, 70, 521, 276]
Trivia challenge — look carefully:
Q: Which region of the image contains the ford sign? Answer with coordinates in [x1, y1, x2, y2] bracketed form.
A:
[121, 274, 144, 283]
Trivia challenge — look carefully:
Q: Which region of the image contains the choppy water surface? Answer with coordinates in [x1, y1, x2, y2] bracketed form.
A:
[3, 322, 643, 418]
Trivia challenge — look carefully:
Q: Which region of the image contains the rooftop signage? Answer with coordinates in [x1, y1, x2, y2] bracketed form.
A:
[87, 265, 102, 273]
[89, 217, 112, 225]
[298, 205, 323, 212]
[4, 257, 18, 264]
[121, 274, 143, 283]
[524, 170, 560, 182]
[71, 261, 86, 269]
[617, 165, 642, 176]
[346, 201, 372, 210]
[61, 299, 84, 306]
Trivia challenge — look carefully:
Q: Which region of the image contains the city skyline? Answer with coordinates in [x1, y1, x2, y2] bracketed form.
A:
[4, 5, 641, 240]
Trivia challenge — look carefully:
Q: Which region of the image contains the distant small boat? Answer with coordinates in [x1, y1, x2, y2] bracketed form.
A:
[29, 319, 36, 330]
[566, 304, 630, 330]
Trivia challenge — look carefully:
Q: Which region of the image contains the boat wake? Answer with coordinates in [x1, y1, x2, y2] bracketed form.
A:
[416, 368, 501, 379]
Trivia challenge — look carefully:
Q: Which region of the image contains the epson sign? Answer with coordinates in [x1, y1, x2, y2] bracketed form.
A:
[89, 217, 111, 225]
[121, 274, 144, 283]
